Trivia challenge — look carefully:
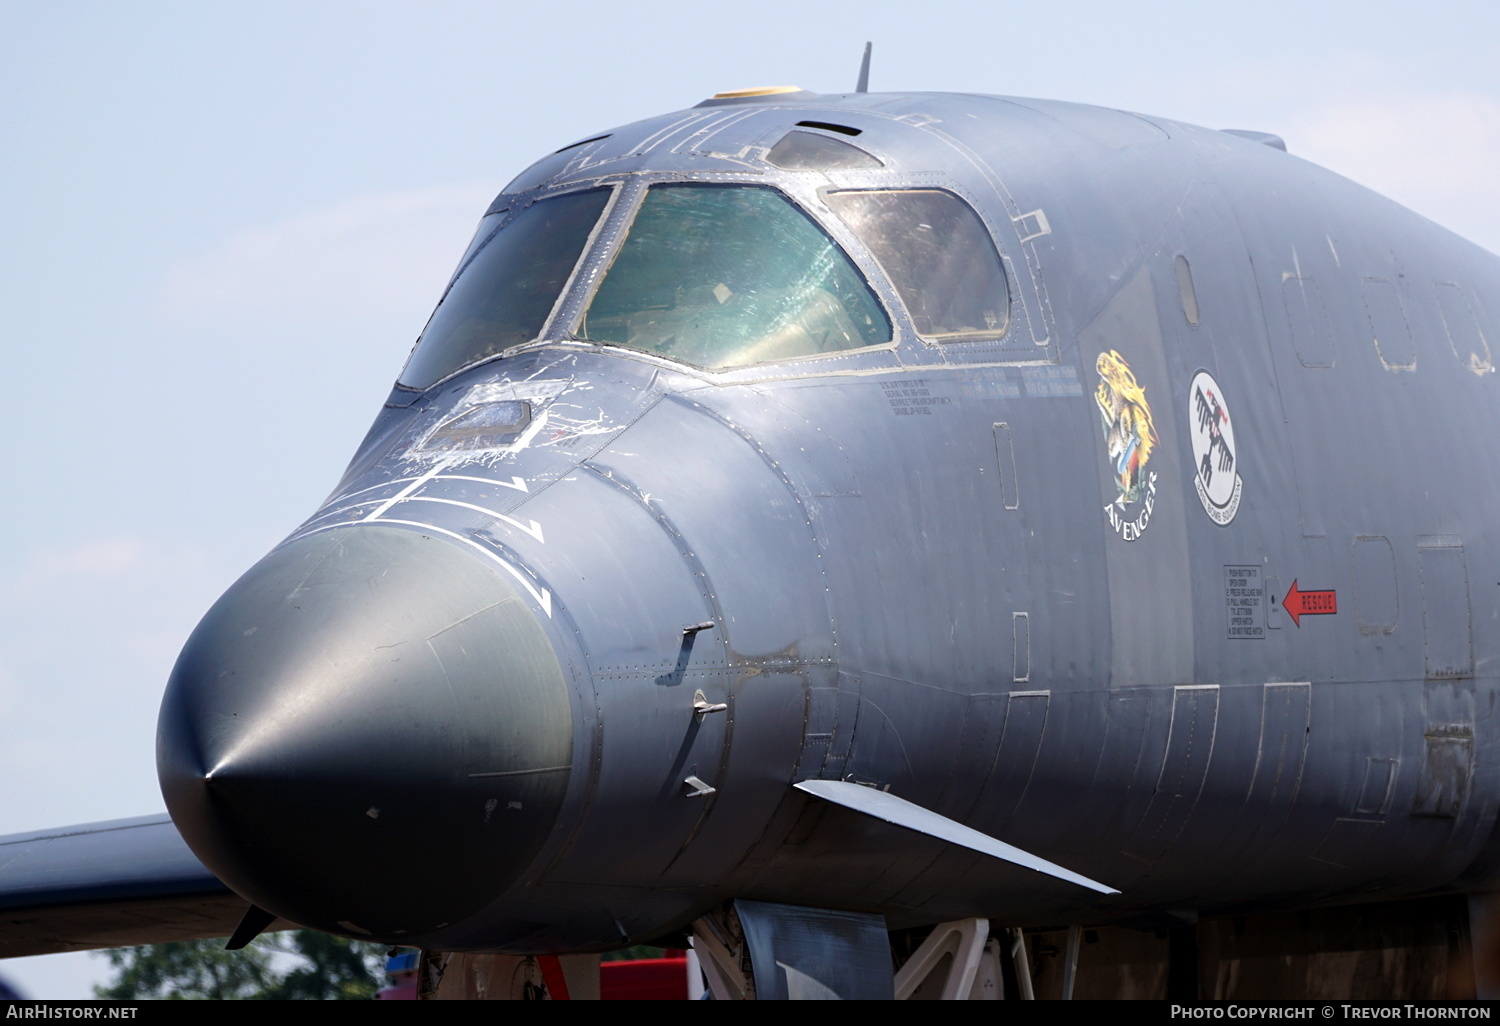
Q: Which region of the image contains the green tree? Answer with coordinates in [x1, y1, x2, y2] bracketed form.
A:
[94, 931, 387, 1000]
[260, 932, 385, 1000]
[94, 938, 275, 1000]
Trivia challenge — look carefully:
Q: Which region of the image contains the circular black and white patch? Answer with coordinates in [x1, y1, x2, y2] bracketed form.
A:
[1187, 370, 1242, 526]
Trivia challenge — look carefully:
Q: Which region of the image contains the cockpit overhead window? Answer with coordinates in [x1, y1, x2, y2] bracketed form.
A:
[825, 189, 1010, 340]
[766, 130, 884, 171]
[399, 188, 610, 390]
[576, 183, 890, 370]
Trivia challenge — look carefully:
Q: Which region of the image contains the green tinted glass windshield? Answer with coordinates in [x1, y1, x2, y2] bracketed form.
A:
[400, 188, 609, 390]
[577, 184, 889, 369]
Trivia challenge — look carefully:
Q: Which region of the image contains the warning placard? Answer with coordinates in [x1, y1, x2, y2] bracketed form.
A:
[1225, 565, 1266, 640]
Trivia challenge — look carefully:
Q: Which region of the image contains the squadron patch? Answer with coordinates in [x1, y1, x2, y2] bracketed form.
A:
[1095, 350, 1159, 542]
[1187, 371, 1242, 526]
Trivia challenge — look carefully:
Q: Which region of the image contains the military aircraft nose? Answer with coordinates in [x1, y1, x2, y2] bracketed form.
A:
[156, 525, 573, 940]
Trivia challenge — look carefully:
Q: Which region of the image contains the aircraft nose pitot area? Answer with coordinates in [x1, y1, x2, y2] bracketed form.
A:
[156, 525, 574, 940]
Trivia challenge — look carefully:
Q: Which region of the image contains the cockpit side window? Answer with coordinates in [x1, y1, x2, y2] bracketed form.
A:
[576, 183, 890, 370]
[825, 189, 1010, 340]
[399, 187, 610, 391]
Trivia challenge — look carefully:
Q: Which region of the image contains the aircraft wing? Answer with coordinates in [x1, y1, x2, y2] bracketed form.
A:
[0, 815, 276, 958]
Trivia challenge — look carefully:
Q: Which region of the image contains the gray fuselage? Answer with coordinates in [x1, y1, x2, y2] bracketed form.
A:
[156, 89, 1500, 952]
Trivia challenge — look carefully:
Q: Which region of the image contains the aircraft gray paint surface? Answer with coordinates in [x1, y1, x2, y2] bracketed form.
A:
[5, 80, 1500, 996]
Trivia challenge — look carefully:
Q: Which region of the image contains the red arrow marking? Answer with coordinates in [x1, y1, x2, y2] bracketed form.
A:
[1282, 579, 1337, 628]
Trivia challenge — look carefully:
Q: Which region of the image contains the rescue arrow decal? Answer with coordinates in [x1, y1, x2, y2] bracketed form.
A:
[1282, 579, 1337, 628]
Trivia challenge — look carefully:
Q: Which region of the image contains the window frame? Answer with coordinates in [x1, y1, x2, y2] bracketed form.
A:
[555, 178, 901, 373]
[819, 185, 1015, 346]
[397, 181, 624, 391]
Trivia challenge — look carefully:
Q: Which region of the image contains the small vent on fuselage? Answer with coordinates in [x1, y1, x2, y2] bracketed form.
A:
[796, 120, 862, 137]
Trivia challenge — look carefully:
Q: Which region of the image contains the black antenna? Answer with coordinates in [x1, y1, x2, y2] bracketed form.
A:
[855, 41, 871, 93]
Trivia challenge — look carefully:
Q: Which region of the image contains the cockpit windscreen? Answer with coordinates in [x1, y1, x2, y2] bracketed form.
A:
[577, 184, 890, 369]
[400, 188, 609, 390]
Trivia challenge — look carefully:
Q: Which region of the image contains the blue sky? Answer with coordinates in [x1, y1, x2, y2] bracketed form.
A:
[3, 0, 1499, 997]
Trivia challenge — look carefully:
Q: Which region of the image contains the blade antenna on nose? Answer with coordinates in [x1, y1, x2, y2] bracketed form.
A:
[226, 902, 278, 950]
[855, 41, 872, 94]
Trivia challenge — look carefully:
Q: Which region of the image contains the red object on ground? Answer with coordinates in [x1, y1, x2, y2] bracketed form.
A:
[537, 954, 571, 999]
[600, 952, 689, 1000]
